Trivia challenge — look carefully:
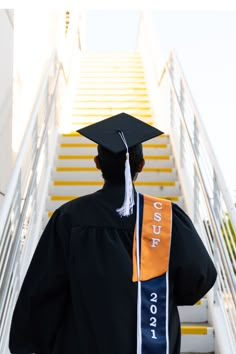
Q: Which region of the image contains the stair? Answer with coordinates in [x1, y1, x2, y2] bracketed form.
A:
[179, 299, 214, 353]
[49, 133, 182, 209]
[47, 52, 214, 353]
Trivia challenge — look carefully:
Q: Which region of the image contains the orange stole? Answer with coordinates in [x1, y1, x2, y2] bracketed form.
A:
[132, 195, 172, 282]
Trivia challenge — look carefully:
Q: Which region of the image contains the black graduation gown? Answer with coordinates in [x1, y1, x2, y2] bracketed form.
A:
[9, 182, 217, 354]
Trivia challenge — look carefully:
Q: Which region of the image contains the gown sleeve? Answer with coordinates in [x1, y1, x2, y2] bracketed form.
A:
[170, 204, 217, 306]
[9, 209, 69, 354]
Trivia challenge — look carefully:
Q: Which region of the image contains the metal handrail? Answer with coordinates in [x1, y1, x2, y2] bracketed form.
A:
[163, 51, 236, 228]
[0, 54, 55, 239]
[167, 52, 236, 293]
[158, 50, 236, 350]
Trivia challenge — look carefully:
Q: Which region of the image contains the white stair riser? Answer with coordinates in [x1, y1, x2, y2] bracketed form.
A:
[74, 90, 148, 96]
[76, 78, 147, 83]
[78, 69, 144, 74]
[71, 115, 153, 123]
[72, 102, 151, 109]
[181, 328, 214, 353]
[77, 75, 145, 80]
[178, 299, 208, 323]
[79, 62, 142, 67]
[74, 89, 148, 94]
[55, 157, 175, 168]
[71, 108, 151, 114]
[52, 170, 177, 182]
[139, 171, 177, 181]
[49, 183, 180, 196]
[47, 196, 184, 211]
[59, 136, 170, 144]
[74, 83, 146, 89]
[135, 184, 180, 196]
[73, 96, 150, 102]
[57, 146, 172, 156]
[53, 171, 103, 181]
[79, 62, 142, 66]
[70, 119, 154, 127]
[80, 54, 141, 59]
[79, 60, 142, 65]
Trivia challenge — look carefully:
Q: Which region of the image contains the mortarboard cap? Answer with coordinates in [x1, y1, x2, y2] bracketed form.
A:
[77, 112, 164, 154]
[77, 113, 164, 217]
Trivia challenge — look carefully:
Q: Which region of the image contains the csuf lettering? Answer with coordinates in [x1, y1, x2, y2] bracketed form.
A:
[151, 201, 163, 248]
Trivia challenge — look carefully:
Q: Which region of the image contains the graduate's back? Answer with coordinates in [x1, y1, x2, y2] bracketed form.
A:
[9, 114, 217, 354]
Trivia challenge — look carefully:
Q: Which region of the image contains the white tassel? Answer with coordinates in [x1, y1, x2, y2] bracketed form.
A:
[116, 132, 135, 217]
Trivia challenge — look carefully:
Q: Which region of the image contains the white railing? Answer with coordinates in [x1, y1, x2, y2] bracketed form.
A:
[0, 11, 81, 353]
[0, 53, 61, 354]
[158, 50, 236, 353]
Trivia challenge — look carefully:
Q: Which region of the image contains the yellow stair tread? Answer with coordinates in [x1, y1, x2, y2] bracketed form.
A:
[74, 99, 150, 102]
[74, 93, 148, 96]
[50, 195, 180, 201]
[72, 106, 151, 111]
[60, 143, 168, 148]
[56, 167, 173, 172]
[58, 155, 170, 160]
[71, 113, 153, 117]
[77, 80, 147, 84]
[50, 195, 179, 201]
[78, 74, 145, 78]
[180, 325, 209, 335]
[61, 133, 169, 138]
[135, 181, 175, 186]
[56, 167, 98, 171]
[71, 122, 154, 127]
[48, 195, 180, 205]
[79, 68, 144, 72]
[76, 86, 147, 90]
[60, 143, 96, 148]
[53, 181, 176, 186]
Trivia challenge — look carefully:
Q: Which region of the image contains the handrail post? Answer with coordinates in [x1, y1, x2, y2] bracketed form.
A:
[179, 79, 185, 169]
[169, 52, 174, 128]
[193, 115, 200, 223]
[213, 170, 221, 221]
[170, 90, 174, 128]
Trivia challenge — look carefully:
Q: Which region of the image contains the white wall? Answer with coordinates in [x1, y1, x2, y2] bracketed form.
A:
[0, 10, 14, 209]
[0, 9, 67, 210]
[12, 9, 63, 155]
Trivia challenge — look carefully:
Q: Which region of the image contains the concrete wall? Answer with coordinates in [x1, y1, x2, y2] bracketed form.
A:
[0, 10, 14, 209]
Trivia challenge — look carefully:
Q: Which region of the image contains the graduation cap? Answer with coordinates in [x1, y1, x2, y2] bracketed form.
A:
[77, 113, 164, 216]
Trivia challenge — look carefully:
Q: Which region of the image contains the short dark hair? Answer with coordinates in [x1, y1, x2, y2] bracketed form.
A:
[97, 144, 143, 184]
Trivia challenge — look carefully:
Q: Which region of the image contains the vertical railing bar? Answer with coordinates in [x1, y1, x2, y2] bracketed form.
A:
[179, 79, 185, 169]
[159, 50, 236, 348]
[193, 115, 200, 223]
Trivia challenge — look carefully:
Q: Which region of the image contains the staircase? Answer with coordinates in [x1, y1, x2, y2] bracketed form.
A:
[47, 52, 215, 353]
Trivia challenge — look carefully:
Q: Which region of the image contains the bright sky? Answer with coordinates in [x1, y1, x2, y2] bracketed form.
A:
[152, 11, 236, 195]
[86, 9, 236, 197]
